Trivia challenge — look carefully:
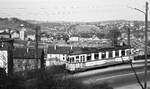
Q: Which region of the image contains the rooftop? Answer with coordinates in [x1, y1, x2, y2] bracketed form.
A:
[13, 47, 43, 59]
[47, 45, 130, 55]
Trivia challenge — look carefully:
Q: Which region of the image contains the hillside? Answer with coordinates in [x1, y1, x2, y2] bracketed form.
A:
[0, 17, 35, 31]
[70, 25, 103, 35]
[26, 19, 150, 35]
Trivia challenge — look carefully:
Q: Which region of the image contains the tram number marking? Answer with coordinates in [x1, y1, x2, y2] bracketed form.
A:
[115, 58, 122, 62]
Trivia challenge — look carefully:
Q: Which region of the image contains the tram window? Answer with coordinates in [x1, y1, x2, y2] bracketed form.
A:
[63, 57, 65, 60]
[115, 50, 119, 57]
[121, 50, 125, 56]
[70, 58, 74, 63]
[83, 56, 85, 60]
[102, 52, 106, 59]
[94, 53, 99, 59]
[71, 58, 73, 63]
[126, 50, 131, 55]
[76, 56, 79, 59]
[109, 51, 113, 58]
[66, 57, 69, 61]
[72, 57, 74, 62]
[83, 56, 85, 62]
[81, 56, 82, 60]
[87, 55, 91, 61]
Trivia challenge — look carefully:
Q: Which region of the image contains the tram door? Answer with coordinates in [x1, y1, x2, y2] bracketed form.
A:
[75, 55, 85, 69]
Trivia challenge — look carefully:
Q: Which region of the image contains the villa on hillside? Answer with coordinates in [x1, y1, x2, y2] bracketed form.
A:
[68, 34, 100, 42]
[26, 31, 35, 41]
[69, 34, 79, 42]
[11, 30, 20, 39]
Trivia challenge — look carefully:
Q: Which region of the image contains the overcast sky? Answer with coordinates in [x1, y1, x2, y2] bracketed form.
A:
[0, 0, 149, 22]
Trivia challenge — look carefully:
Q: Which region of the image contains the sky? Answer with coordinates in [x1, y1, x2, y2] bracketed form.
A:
[0, 0, 150, 22]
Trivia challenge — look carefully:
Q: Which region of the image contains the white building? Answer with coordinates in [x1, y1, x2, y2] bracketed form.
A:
[20, 28, 26, 40]
[27, 34, 35, 41]
[46, 45, 69, 66]
[11, 31, 20, 39]
[69, 36, 79, 41]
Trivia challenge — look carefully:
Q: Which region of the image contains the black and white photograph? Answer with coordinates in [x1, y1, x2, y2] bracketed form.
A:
[0, 0, 150, 89]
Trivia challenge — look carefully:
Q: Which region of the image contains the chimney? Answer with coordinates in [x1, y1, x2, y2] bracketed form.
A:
[71, 45, 72, 50]
[26, 47, 29, 53]
[127, 27, 130, 46]
[120, 41, 123, 46]
[82, 45, 85, 48]
[54, 45, 57, 50]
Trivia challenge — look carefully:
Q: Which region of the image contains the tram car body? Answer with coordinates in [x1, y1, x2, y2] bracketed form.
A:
[65, 46, 134, 72]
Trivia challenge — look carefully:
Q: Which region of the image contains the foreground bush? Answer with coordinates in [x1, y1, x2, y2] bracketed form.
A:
[0, 74, 25, 89]
[35, 66, 113, 89]
[1, 65, 114, 89]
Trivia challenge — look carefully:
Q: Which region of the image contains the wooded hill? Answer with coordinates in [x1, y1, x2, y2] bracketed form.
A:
[0, 17, 35, 31]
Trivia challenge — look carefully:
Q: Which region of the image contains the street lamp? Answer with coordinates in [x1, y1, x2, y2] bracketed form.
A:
[129, 2, 148, 89]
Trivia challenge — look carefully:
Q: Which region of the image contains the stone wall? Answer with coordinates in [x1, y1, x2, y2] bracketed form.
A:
[46, 58, 65, 66]
[13, 59, 41, 72]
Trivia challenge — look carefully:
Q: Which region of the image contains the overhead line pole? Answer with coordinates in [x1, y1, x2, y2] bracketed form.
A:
[35, 26, 40, 69]
[144, 2, 148, 89]
[127, 27, 130, 46]
[128, 2, 148, 89]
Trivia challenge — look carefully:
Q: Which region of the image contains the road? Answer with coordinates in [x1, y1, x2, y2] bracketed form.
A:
[82, 69, 150, 88]
[63, 62, 150, 88]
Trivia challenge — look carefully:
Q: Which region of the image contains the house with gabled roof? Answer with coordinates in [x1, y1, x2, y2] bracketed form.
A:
[69, 34, 79, 42]
[11, 30, 20, 39]
[13, 47, 43, 72]
[0, 31, 11, 38]
[79, 33, 100, 41]
[46, 45, 82, 66]
[26, 31, 35, 41]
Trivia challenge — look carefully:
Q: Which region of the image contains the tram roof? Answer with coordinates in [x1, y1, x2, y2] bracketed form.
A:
[69, 45, 131, 55]
[47, 45, 131, 55]
[47, 45, 81, 54]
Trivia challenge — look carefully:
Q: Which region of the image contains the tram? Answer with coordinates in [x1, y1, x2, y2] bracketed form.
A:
[65, 46, 134, 72]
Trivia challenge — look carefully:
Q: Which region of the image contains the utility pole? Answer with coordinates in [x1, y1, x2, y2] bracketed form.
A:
[35, 26, 40, 69]
[127, 27, 130, 46]
[144, 2, 148, 89]
[128, 2, 149, 89]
